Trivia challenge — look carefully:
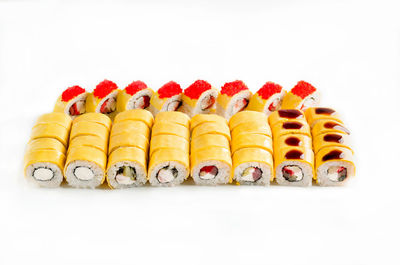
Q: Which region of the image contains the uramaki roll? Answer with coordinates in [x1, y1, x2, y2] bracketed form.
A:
[150, 135, 189, 157]
[30, 123, 70, 147]
[154, 111, 190, 128]
[313, 133, 353, 155]
[110, 121, 150, 139]
[246, 82, 286, 115]
[304, 107, 342, 128]
[311, 119, 350, 138]
[114, 109, 154, 128]
[273, 134, 312, 151]
[190, 134, 230, 153]
[181, 80, 218, 117]
[73, 112, 112, 131]
[274, 146, 314, 186]
[230, 122, 272, 139]
[116, 80, 153, 111]
[69, 120, 109, 141]
[229, 110, 269, 131]
[151, 122, 190, 139]
[268, 109, 305, 128]
[281, 81, 320, 110]
[24, 149, 66, 188]
[35, 112, 72, 130]
[26, 138, 66, 154]
[148, 149, 189, 186]
[106, 147, 147, 188]
[148, 81, 182, 116]
[315, 146, 355, 186]
[190, 114, 227, 132]
[191, 147, 232, 185]
[231, 133, 273, 155]
[64, 146, 107, 188]
[53, 86, 88, 118]
[108, 132, 149, 155]
[216, 80, 252, 120]
[68, 135, 108, 154]
[86, 80, 119, 117]
[271, 120, 311, 138]
[191, 122, 231, 141]
[232, 148, 273, 185]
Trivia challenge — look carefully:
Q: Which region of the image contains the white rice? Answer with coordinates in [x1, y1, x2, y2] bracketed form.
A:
[95, 90, 119, 113]
[216, 90, 251, 120]
[234, 161, 272, 186]
[65, 160, 104, 188]
[25, 162, 63, 188]
[181, 89, 218, 117]
[149, 94, 182, 116]
[191, 160, 231, 185]
[275, 160, 313, 187]
[317, 161, 355, 186]
[126, 89, 153, 110]
[261, 90, 285, 116]
[63, 92, 87, 118]
[299, 91, 320, 110]
[107, 161, 147, 188]
[148, 161, 187, 187]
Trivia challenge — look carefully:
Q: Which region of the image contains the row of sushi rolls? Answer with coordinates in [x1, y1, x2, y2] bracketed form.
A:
[24, 79, 355, 188]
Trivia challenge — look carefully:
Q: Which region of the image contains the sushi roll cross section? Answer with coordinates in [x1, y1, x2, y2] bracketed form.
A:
[86, 80, 119, 118]
[281, 81, 319, 111]
[117, 80, 153, 112]
[54, 86, 88, 118]
[181, 80, 218, 117]
[216, 80, 252, 120]
[149, 81, 182, 116]
[246, 81, 286, 115]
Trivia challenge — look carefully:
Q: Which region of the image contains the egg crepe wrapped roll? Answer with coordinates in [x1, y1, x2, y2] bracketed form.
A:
[110, 121, 150, 139]
[114, 109, 154, 128]
[313, 133, 353, 155]
[116, 81, 153, 111]
[35, 112, 72, 130]
[30, 123, 70, 147]
[304, 107, 342, 128]
[148, 149, 189, 187]
[274, 146, 314, 187]
[231, 133, 273, 155]
[229, 110, 269, 131]
[311, 120, 350, 137]
[191, 147, 232, 185]
[53, 86, 88, 118]
[231, 122, 271, 139]
[216, 80, 252, 120]
[271, 120, 311, 138]
[149, 81, 183, 116]
[155, 111, 190, 128]
[233, 148, 273, 185]
[273, 134, 312, 151]
[73, 112, 112, 130]
[191, 122, 231, 141]
[150, 135, 189, 157]
[68, 135, 108, 154]
[281, 81, 320, 110]
[108, 132, 149, 155]
[151, 122, 190, 139]
[26, 138, 66, 154]
[246, 82, 286, 115]
[86, 80, 119, 118]
[181, 80, 218, 117]
[315, 146, 355, 186]
[106, 147, 148, 188]
[268, 109, 305, 128]
[190, 114, 227, 132]
[64, 146, 107, 188]
[190, 134, 230, 153]
[69, 120, 109, 141]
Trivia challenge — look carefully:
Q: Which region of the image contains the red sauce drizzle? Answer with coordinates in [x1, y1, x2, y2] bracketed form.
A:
[315, 107, 336, 115]
[323, 134, 343, 143]
[285, 150, 304, 159]
[283, 121, 303, 129]
[278, 109, 303, 119]
[285, 137, 301, 146]
[322, 150, 344, 161]
[324, 122, 350, 134]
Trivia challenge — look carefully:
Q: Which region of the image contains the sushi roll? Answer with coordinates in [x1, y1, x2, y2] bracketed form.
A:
[231, 133, 273, 154]
[116, 80, 153, 112]
[69, 120, 109, 142]
[148, 149, 189, 186]
[30, 123, 70, 147]
[273, 134, 312, 150]
[191, 147, 232, 185]
[231, 122, 271, 139]
[246, 81, 286, 115]
[268, 109, 305, 128]
[271, 120, 311, 138]
[148, 81, 182, 116]
[274, 146, 314, 186]
[313, 132, 352, 154]
[232, 148, 273, 185]
[35, 112, 73, 129]
[190, 114, 227, 132]
[181, 80, 218, 117]
[216, 80, 252, 120]
[54, 85, 88, 118]
[304, 107, 342, 128]
[191, 122, 231, 141]
[68, 135, 108, 154]
[106, 147, 148, 188]
[151, 122, 190, 139]
[108, 132, 149, 155]
[86, 80, 119, 117]
[229, 110, 269, 131]
[73, 112, 112, 130]
[150, 135, 189, 157]
[26, 138, 66, 154]
[114, 109, 154, 128]
[110, 120, 150, 139]
[64, 146, 107, 188]
[154, 111, 190, 128]
[281, 81, 319, 110]
[311, 119, 350, 137]
[191, 134, 230, 153]
[315, 146, 355, 186]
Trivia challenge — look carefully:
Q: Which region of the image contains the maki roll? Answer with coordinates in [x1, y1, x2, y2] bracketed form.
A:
[191, 147, 232, 185]
[26, 138, 66, 154]
[30, 123, 70, 147]
[68, 135, 108, 154]
[281, 81, 319, 110]
[86, 80, 119, 117]
[110, 120, 150, 139]
[315, 146, 355, 186]
[231, 133, 273, 154]
[150, 135, 189, 157]
[246, 82, 285, 115]
[154, 111, 190, 128]
[36, 112, 73, 129]
[54, 85, 87, 118]
[69, 120, 109, 142]
[191, 122, 231, 141]
[108, 133, 149, 155]
[64, 146, 107, 188]
[73, 112, 112, 130]
[149, 81, 182, 116]
[216, 80, 252, 120]
[271, 120, 311, 138]
[114, 109, 154, 129]
[305, 107, 342, 128]
[116, 80, 153, 112]
[274, 134, 312, 150]
[191, 134, 230, 153]
[231, 122, 271, 139]
[232, 148, 273, 185]
[274, 146, 314, 186]
[313, 132, 352, 153]
[311, 120, 350, 137]
[151, 122, 190, 139]
[181, 80, 218, 117]
[190, 114, 227, 132]
[268, 109, 305, 128]
[229, 110, 269, 131]
[106, 147, 148, 188]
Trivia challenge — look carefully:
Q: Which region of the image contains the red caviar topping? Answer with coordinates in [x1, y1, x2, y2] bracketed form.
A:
[291, 81, 316, 99]
[93, 80, 118, 99]
[158, 81, 182, 98]
[125, 80, 147, 95]
[257, 81, 282, 100]
[184, 80, 212, 99]
[61, 86, 86, 102]
[220, 80, 248, 96]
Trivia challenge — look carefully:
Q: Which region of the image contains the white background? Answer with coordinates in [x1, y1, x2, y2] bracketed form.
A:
[0, 0, 399, 264]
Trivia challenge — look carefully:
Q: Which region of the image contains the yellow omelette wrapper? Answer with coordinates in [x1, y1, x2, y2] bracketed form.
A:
[151, 122, 190, 139]
[108, 132, 149, 155]
[273, 146, 314, 173]
[148, 149, 189, 179]
[311, 119, 350, 138]
[150, 134, 189, 157]
[231, 133, 272, 155]
[110, 120, 150, 139]
[190, 134, 230, 153]
[273, 134, 312, 151]
[190, 114, 227, 132]
[231, 122, 271, 139]
[304, 107, 342, 128]
[35, 112, 72, 130]
[233, 147, 273, 170]
[191, 122, 231, 141]
[191, 146, 232, 169]
[271, 119, 311, 138]
[107, 147, 147, 172]
[69, 120, 109, 141]
[65, 146, 107, 178]
[313, 132, 353, 155]
[30, 123, 70, 147]
[24, 149, 66, 175]
[155, 111, 190, 128]
[68, 135, 108, 154]
[229, 110, 268, 131]
[281, 92, 303, 109]
[26, 138, 66, 154]
[73, 112, 112, 130]
[114, 109, 154, 128]
[268, 109, 305, 128]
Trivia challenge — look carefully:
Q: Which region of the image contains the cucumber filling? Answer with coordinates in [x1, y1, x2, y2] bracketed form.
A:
[116, 166, 137, 185]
